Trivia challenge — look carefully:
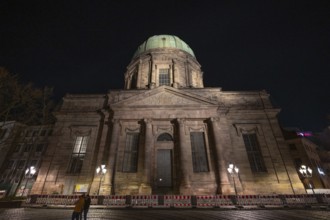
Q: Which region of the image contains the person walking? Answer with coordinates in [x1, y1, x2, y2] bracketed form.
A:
[72, 194, 85, 220]
[83, 194, 91, 220]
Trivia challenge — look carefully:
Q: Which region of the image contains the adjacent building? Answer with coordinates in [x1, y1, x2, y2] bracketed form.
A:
[0, 122, 53, 196]
[283, 129, 330, 193]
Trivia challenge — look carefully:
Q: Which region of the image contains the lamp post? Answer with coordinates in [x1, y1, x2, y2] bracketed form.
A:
[299, 165, 314, 194]
[96, 164, 107, 195]
[227, 163, 239, 197]
[23, 166, 36, 196]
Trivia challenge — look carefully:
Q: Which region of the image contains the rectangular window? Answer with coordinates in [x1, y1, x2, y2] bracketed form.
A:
[0, 128, 7, 139]
[6, 160, 14, 169]
[243, 134, 267, 172]
[289, 143, 297, 150]
[122, 133, 139, 172]
[294, 158, 302, 169]
[14, 144, 22, 153]
[24, 144, 33, 152]
[159, 69, 170, 86]
[36, 144, 45, 152]
[30, 160, 38, 167]
[190, 132, 209, 172]
[40, 130, 47, 136]
[68, 136, 88, 174]
[73, 136, 88, 154]
[26, 131, 33, 137]
[17, 160, 25, 169]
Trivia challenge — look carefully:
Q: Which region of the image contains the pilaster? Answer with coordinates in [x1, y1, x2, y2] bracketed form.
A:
[177, 118, 192, 194]
[139, 118, 152, 194]
[210, 116, 231, 194]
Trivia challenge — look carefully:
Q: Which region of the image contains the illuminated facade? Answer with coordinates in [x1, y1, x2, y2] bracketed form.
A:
[31, 35, 306, 195]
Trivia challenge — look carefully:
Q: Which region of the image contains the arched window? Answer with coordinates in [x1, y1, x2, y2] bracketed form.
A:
[157, 133, 173, 141]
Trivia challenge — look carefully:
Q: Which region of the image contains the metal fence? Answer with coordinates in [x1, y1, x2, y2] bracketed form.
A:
[25, 194, 330, 208]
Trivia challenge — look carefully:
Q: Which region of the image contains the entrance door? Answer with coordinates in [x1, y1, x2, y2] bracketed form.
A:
[157, 149, 172, 187]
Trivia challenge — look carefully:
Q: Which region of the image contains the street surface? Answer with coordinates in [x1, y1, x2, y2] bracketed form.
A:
[0, 208, 329, 220]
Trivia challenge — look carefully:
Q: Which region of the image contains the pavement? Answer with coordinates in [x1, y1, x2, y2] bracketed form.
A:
[0, 207, 329, 220]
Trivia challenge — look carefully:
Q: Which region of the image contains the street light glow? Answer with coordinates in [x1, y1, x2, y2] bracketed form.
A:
[227, 163, 239, 175]
[23, 166, 37, 196]
[227, 163, 239, 196]
[96, 164, 107, 195]
[299, 164, 314, 194]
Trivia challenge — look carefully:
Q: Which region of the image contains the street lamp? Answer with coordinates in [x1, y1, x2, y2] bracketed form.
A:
[299, 165, 314, 194]
[23, 166, 36, 196]
[96, 164, 107, 195]
[227, 163, 239, 196]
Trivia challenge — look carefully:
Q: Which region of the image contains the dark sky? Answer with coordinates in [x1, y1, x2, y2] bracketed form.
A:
[1, 1, 329, 131]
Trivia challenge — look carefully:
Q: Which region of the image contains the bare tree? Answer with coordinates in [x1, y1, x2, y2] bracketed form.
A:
[0, 67, 56, 126]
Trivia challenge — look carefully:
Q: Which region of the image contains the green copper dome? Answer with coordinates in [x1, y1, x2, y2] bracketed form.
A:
[133, 35, 195, 58]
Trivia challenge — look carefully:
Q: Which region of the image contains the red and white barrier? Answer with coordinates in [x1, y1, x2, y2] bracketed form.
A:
[258, 195, 282, 207]
[196, 195, 216, 208]
[215, 195, 233, 206]
[284, 194, 306, 206]
[172, 195, 191, 208]
[35, 194, 49, 204]
[323, 194, 330, 205]
[164, 195, 173, 207]
[90, 195, 98, 205]
[131, 195, 152, 207]
[302, 194, 318, 205]
[103, 195, 126, 207]
[149, 195, 158, 207]
[25, 193, 330, 208]
[237, 195, 261, 206]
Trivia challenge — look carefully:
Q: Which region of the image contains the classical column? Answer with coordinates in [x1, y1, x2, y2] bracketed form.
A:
[139, 118, 152, 194]
[101, 119, 120, 195]
[177, 118, 191, 193]
[171, 59, 179, 88]
[210, 117, 231, 194]
[137, 60, 142, 88]
[150, 62, 156, 88]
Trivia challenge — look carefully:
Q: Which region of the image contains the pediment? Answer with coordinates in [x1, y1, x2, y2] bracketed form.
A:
[112, 86, 218, 107]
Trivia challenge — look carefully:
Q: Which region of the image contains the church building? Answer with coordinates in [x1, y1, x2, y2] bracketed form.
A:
[31, 35, 305, 195]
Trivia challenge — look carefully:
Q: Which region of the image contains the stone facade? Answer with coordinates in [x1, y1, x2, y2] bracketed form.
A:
[31, 35, 305, 195]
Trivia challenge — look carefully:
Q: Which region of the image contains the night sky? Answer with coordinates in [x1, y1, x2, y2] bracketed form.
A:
[1, 1, 329, 131]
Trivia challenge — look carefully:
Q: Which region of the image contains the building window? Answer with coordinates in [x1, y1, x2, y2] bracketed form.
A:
[157, 133, 173, 141]
[6, 160, 14, 169]
[243, 134, 267, 172]
[289, 143, 297, 150]
[294, 158, 302, 168]
[17, 160, 25, 169]
[36, 144, 45, 152]
[14, 144, 22, 153]
[159, 69, 170, 86]
[26, 131, 33, 137]
[30, 160, 38, 167]
[24, 144, 33, 152]
[190, 132, 209, 172]
[0, 128, 7, 139]
[122, 133, 139, 172]
[40, 130, 47, 136]
[68, 136, 88, 174]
